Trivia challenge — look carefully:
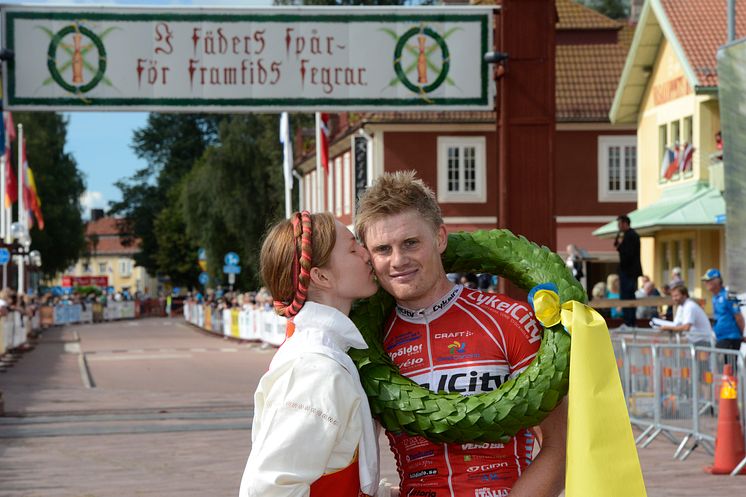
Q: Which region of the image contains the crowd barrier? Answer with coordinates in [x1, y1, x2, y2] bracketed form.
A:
[48, 302, 137, 325]
[0, 311, 32, 356]
[613, 332, 746, 475]
[183, 302, 287, 346]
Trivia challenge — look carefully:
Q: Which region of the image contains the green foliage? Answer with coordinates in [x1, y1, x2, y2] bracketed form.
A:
[350, 230, 584, 442]
[13, 112, 86, 278]
[74, 285, 102, 296]
[181, 115, 285, 288]
[110, 114, 221, 283]
[578, 0, 629, 19]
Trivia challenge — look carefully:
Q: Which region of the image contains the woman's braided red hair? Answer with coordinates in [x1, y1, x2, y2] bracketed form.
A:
[273, 211, 313, 318]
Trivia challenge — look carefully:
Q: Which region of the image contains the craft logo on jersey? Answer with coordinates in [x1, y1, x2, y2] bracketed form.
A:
[448, 340, 466, 354]
[383, 24, 454, 101]
[42, 22, 112, 96]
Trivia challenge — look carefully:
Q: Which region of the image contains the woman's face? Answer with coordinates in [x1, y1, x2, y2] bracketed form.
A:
[325, 220, 378, 301]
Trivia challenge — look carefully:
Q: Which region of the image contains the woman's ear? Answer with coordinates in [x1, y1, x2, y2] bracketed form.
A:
[309, 266, 332, 290]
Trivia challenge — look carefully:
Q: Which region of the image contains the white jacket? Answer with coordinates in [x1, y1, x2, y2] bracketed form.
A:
[239, 302, 380, 497]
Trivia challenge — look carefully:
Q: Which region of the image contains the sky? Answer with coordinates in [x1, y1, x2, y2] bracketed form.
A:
[3, 0, 273, 217]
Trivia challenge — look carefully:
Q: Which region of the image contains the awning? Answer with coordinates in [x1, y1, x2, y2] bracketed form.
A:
[593, 181, 725, 238]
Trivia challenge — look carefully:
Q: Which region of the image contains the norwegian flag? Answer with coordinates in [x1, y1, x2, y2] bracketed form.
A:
[316, 112, 330, 175]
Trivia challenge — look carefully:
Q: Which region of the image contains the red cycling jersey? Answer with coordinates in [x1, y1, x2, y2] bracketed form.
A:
[383, 285, 542, 497]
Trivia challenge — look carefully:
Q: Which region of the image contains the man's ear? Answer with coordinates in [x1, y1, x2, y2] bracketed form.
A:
[437, 224, 448, 255]
[309, 266, 332, 290]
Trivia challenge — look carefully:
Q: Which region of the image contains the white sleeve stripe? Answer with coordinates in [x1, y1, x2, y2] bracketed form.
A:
[383, 315, 399, 342]
[456, 300, 509, 357]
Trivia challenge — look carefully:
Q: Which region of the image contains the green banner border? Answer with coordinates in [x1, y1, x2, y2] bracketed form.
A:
[5, 10, 491, 109]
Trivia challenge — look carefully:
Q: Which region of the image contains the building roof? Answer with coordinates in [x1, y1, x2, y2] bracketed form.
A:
[610, 0, 746, 123]
[593, 181, 725, 237]
[661, 0, 746, 88]
[85, 217, 138, 255]
[555, 0, 623, 29]
[556, 24, 634, 121]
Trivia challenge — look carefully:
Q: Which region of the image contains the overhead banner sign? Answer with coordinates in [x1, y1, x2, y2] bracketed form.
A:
[1, 6, 495, 111]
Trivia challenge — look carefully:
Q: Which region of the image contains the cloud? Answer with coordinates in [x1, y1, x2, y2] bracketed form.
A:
[80, 191, 106, 215]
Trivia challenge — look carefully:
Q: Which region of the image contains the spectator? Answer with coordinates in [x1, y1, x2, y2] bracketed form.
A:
[659, 285, 714, 346]
[565, 244, 584, 281]
[635, 281, 660, 320]
[606, 273, 622, 319]
[661, 284, 674, 321]
[669, 267, 684, 287]
[613, 214, 643, 326]
[592, 281, 610, 319]
[701, 268, 745, 350]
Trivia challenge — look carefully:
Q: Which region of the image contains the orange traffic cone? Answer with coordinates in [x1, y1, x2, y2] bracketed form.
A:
[705, 364, 745, 475]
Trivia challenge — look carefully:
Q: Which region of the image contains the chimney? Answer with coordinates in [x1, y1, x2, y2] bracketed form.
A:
[91, 208, 105, 221]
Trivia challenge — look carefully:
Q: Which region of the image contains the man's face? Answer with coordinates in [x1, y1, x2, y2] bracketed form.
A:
[704, 278, 721, 294]
[671, 288, 686, 306]
[617, 219, 629, 232]
[363, 209, 448, 309]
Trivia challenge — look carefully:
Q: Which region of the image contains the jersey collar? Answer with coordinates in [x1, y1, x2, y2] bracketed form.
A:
[395, 285, 462, 322]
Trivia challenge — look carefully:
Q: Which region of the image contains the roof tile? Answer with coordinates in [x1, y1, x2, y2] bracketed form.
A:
[660, 0, 746, 87]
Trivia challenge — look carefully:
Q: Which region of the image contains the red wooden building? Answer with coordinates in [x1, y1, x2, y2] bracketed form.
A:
[294, 0, 636, 290]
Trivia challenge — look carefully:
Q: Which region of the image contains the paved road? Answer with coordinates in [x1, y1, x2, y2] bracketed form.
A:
[0, 318, 743, 496]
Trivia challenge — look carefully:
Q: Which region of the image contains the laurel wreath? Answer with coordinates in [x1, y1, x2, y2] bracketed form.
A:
[349, 229, 585, 442]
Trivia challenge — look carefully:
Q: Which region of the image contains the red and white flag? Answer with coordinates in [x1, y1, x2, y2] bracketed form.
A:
[678, 143, 695, 174]
[662, 145, 680, 180]
[316, 112, 330, 175]
[3, 112, 17, 208]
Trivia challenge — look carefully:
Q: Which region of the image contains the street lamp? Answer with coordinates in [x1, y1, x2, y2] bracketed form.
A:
[10, 222, 30, 294]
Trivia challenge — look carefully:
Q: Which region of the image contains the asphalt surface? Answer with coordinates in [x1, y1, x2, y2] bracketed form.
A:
[0, 318, 743, 496]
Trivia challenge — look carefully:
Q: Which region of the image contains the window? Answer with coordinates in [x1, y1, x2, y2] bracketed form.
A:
[683, 116, 693, 144]
[598, 136, 637, 202]
[99, 263, 107, 274]
[659, 237, 695, 289]
[670, 120, 680, 148]
[343, 153, 351, 214]
[658, 124, 668, 167]
[310, 170, 317, 212]
[83, 263, 91, 273]
[327, 164, 334, 212]
[437, 136, 486, 203]
[334, 157, 342, 216]
[119, 259, 133, 277]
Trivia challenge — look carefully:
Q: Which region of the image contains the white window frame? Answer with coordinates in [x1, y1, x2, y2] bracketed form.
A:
[334, 157, 343, 216]
[343, 152, 351, 215]
[327, 164, 334, 212]
[98, 262, 107, 274]
[598, 135, 637, 202]
[436, 136, 486, 203]
[119, 259, 133, 277]
[310, 170, 317, 212]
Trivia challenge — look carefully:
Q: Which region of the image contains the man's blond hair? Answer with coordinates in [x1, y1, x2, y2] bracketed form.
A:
[355, 171, 443, 243]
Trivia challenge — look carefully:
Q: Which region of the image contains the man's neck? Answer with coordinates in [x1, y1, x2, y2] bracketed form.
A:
[397, 277, 455, 311]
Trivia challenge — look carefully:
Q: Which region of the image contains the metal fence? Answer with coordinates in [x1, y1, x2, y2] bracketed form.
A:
[611, 328, 746, 476]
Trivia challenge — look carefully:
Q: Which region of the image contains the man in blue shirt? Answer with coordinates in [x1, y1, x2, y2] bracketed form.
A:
[702, 268, 745, 350]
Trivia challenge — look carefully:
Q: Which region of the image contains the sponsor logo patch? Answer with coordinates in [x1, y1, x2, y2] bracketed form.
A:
[408, 469, 438, 479]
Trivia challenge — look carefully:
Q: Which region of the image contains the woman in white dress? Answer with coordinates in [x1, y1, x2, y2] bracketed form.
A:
[239, 211, 382, 497]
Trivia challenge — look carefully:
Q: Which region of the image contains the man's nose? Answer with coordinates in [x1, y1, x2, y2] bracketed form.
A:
[390, 247, 407, 267]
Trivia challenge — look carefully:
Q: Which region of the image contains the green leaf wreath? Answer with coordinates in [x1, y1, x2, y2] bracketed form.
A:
[349, 229, 586, 443]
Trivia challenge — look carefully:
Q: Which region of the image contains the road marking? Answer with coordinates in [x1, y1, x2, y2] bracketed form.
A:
[78, 353, 95, 389]
[220, 348, 238, 352]
[86, 354, 193, 362]
[0, 409, 252, 425]
[191, 348, 208, 352]
[64, 343, 81, 354]
[0, 421, 252, 438]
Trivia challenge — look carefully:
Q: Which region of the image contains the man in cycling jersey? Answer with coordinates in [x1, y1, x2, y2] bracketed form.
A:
[355, 171, 567, 497]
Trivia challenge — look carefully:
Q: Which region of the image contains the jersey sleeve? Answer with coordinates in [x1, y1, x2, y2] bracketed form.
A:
[239, 355, 361, 497]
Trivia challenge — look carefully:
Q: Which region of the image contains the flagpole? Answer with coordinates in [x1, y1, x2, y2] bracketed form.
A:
[17, 124, 24, 294]
[280, 112, 292, 220]
[315, 113, 325, 214]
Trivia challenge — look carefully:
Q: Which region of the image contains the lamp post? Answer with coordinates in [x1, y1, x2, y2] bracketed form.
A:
[10, 222, 30, 294]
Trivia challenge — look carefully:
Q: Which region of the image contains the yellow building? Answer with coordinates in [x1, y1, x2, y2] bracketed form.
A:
[52, 215, 158, 296]
[594, 0, 737, 303]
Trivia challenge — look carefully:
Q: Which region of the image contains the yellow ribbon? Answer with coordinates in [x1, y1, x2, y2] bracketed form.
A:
[532, 289, 647, 497]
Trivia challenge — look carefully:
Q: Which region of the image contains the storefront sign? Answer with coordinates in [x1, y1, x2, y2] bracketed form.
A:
[3, 6, 494, 111]
[62, 275, 109, 287]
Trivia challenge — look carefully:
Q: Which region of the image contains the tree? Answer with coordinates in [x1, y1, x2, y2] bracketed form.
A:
[12, 112, 86, 278]
[110, 114, 221, 280]
[578, 0, 629, 20]
[182, 115, 285, 288]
